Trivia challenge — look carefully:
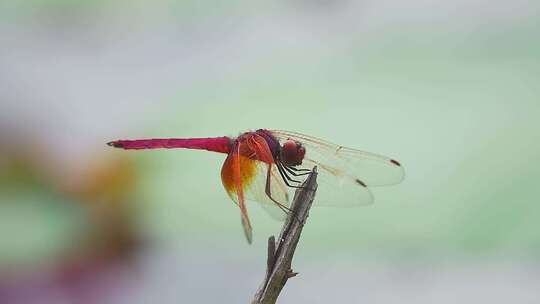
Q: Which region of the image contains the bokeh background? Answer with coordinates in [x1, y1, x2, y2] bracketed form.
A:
[1, 1, 539, 303]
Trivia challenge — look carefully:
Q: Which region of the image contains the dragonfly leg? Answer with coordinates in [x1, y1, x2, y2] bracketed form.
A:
[276, 163, 307, 189]
[283, 165, 312, 177]
[264, 165, 294, 214]
[279, 166, 303, 184]
[265, 166, 303, 223]
[286, 166, 312, 173]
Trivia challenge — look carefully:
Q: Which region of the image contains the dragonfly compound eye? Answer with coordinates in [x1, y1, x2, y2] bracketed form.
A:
[280, 140, 305, 166]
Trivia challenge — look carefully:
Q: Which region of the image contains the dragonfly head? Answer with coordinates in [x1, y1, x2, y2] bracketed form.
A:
[280, 140, 305, 166]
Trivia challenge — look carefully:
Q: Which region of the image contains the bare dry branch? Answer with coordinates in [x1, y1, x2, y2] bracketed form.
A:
[252, 166, 318, 304]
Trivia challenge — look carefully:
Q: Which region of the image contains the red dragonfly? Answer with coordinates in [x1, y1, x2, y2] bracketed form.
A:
[108, 129, 404, 243]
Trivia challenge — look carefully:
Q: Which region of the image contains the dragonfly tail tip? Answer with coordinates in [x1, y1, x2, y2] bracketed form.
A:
[107, 141, 123, 148]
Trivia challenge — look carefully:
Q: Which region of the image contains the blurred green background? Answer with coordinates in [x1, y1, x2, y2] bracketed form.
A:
[1, 1, 539, 303]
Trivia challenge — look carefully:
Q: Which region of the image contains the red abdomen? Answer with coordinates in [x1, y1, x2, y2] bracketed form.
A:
[107, 137, 232, 154]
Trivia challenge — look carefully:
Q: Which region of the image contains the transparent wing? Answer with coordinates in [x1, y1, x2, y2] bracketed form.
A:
[308, 161, 374, 207]
[242, 158, 372, 210]
[245, 161, 291, 221]
[222, 155, 291, 221]
[269, 130, 403, 207]
[270, 130, 405, 187]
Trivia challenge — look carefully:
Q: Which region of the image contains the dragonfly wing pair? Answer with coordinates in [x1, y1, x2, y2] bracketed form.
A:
[271, 130, 405, 207]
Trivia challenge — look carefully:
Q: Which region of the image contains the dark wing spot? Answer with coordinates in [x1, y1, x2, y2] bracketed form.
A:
[355, 179, 367, 187]
[336, 146, 343, 153]
[390, 159, 401, 166]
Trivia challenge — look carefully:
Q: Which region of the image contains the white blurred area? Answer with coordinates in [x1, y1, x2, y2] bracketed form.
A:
[2, 0, 537, 155]
[1, 1, 539, 303]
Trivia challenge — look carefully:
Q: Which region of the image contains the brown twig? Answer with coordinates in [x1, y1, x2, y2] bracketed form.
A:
[252, 166, 318, 304]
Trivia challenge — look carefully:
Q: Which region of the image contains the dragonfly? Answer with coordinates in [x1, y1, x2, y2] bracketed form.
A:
[108, 129, 404, 243]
